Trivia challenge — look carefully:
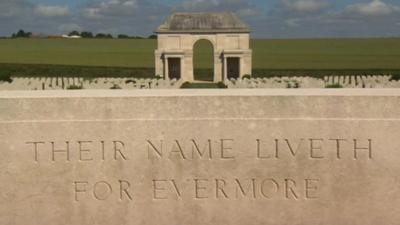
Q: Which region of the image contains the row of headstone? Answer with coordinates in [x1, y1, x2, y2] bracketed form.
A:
[0, 77, 184, 90]
[1, 76, 399, 90]
[225, 75, 400, 88]
[322, 75, 396, 88]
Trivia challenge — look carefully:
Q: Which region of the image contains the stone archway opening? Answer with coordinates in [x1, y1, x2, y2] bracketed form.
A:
[167, 58, 181, 80]
[193, 39, 214, 82]
[227, 57, 240, 80]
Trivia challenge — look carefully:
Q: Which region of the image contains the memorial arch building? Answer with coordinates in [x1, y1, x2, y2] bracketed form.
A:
[155, 12, 252, 82]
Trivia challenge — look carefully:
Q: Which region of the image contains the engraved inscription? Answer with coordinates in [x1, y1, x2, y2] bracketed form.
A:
[256, 138, 373, 160]
[73, 177, 320, 202]
[146, 139, 235, 160]
[26, 140, 128, 163]
[24, 137, 373, 203]
[150, 177, 320, 200]
[74, 180, 133, 202]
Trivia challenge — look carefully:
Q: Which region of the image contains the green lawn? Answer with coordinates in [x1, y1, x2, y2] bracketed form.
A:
[251, 38, 400, 69]
[0, 38, 399, 78]
[0, 39, 156, 68]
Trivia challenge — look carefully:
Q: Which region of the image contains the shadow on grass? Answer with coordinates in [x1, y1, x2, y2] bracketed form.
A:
[180, 82, 227, 89]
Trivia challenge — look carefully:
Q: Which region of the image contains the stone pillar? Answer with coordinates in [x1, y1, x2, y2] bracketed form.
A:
[214, 52, 223, 82]
[183, 51, 194, 82]
[164, 55, 169, 80]
[154, 50, 163, 78]
[180, 56, 185, 82]
[239, 56, 244, 79]
[223, 56, 228, 82]
[242, 51, 252, 77]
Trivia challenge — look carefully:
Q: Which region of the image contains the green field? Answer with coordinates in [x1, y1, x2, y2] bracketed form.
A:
[0, 39, 155, 68]
[0, 38, 400, 78]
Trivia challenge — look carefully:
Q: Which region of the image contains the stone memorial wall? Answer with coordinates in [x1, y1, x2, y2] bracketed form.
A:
[0, 89, 399, 225]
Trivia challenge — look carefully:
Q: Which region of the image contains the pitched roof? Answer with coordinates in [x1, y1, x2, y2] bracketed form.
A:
[156, 12, 250, 34]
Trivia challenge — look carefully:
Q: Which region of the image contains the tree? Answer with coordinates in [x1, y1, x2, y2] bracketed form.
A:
[68, 30, 80, 36]
[16, 30, 26, 37]
[95, 33, 113, 39]
[148, 34, 157, 39]
[118, 34, 129, 39]
[13, 29, 31, 38]
[95, 33, 107, 38]
[81, 31, 93, 38]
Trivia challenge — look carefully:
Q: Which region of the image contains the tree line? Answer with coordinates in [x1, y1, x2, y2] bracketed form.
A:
[11, 30, 32, 38]
[11, 30, 157, 39]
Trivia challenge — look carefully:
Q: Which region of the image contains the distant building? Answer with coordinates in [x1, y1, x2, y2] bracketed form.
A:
[62, 35, 82, 39]
[155, 12, 252, 82]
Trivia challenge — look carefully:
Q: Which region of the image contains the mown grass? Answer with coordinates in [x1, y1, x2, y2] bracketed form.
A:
[0, 38, 399, 77]
[181, 82, 227, 89]
[0, 63, 155, 78]
[0, 39, 155, 68]
[251, 38, 400, 70]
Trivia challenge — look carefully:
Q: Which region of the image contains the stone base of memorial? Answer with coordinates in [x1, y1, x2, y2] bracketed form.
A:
[0, 89, 399, 225]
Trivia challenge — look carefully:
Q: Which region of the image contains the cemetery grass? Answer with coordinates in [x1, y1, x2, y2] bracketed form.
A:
[0, 38, 400, 78]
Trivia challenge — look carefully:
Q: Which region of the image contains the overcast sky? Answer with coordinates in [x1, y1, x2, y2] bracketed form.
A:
[1, 0, 400, 38]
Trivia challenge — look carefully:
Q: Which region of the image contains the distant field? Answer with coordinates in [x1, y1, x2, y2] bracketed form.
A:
[0, 38, 399, 78]
[0, 39, 156, 68]
[252, 38, 400, 70]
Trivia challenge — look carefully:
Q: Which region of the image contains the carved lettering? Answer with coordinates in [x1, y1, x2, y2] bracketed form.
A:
[171, 179, 182, 198]
[329, 139, 347, 159]
[74, 181, 88, 202]
[194, 179, 208, 199]
[147, 139, 236, 160]
[285, 179, 299, 200]
[147, 140, 163, 159]
[256, 139, 272, 159]
[354, 139, 373, 159]
[51, 141, 70, 162]
[113, 141, 127, 160]
[215, 179, 229, 199]
[305, 179, 319, 199]
[101, 140, 106, 161]
[221, 139, 235, 159]
[235, 178, 256, 198]
[152, 179, 167, 199]
[27, 140, 130, 162]
[73, 177, 320, 202]
[260, 179, 279, 199]
[285, 139, 304, 157]
[191, 139, 212, 159]
[169, 140, 186, 159]
[255, 138, 372, 160]
[78, 141, 93, 161]
[93, 181, 113, 200]
[310, 139, 324, 159]
[26, 141, 45, 162]
[119, 180, 133, 200]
